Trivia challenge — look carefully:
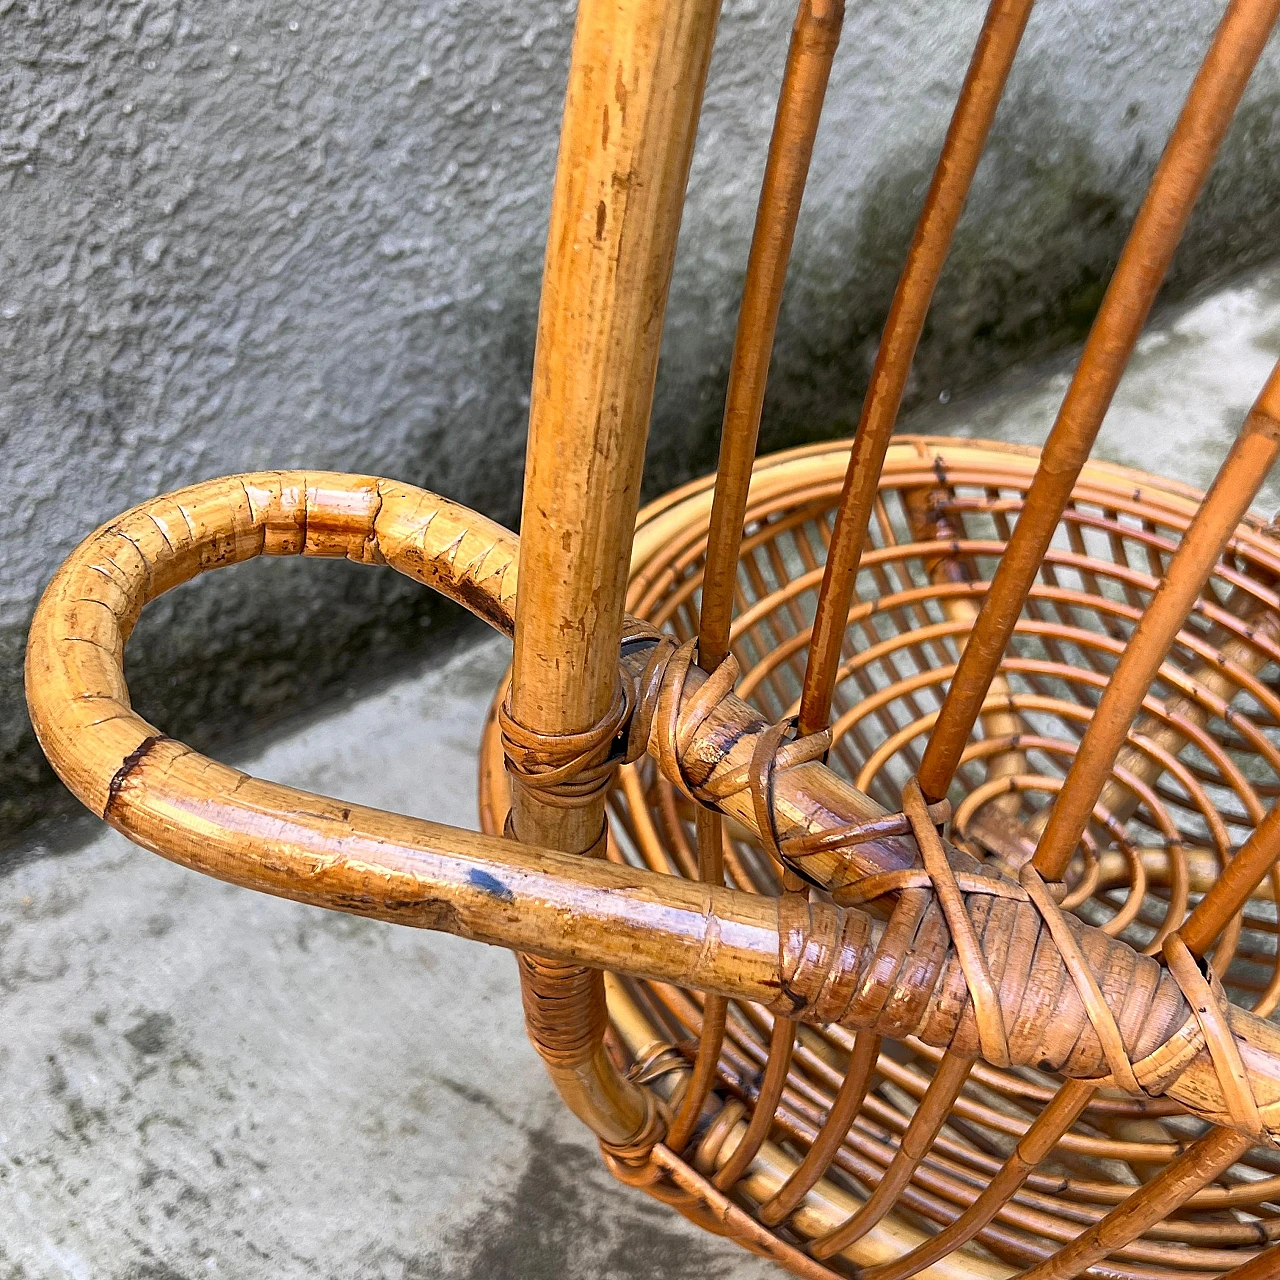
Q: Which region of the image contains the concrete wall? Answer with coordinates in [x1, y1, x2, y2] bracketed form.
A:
[4, 0, 1280, 847]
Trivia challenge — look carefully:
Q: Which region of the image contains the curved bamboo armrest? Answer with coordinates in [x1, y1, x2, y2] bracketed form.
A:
[25, 470, 1280, 1150]
[21, 470, 789, 988]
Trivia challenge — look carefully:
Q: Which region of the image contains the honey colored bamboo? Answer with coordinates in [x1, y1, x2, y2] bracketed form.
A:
[506, 0, 721, 1147]
[916, 0, 1280, 804]
[1033, 359, 1280, 880]
[798, 0, 1035, 737]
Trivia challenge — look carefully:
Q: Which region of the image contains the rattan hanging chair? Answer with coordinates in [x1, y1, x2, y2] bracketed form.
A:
[23, 0, 1280, 1276]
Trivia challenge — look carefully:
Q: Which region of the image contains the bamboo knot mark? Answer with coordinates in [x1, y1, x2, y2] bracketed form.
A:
[103, 734, 170, 821]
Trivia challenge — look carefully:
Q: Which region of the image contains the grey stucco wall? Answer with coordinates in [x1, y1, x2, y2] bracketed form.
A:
[4, 0, 1280, 848]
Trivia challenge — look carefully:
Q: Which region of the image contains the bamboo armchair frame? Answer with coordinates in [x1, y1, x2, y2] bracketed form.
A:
[21, 0, 1280, 1275]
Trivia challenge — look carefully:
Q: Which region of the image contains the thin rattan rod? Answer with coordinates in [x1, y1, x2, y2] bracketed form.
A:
[915, 0, 1280, 805]
[810, 1050, 974, 1258]
[859, 1079, 1098, 1280]
[1015, 1126, 1253, 1280]
[1182, 800, 1280, 958]
[1032, 360, 1280, 880]
[664, 806, 729, 1151]
[797, 0, 1035, 737]
[1220, 1241, 1280, 1280]
[698, 0, 842, 671]
[674, 0, 843, 1153]
[754, 1029, 881, 1226]
[713, 1010, 798, 1189]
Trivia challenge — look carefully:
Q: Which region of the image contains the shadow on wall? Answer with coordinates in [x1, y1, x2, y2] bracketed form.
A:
[7, 74, 1280, 855]
[645, 77, 1280, 486]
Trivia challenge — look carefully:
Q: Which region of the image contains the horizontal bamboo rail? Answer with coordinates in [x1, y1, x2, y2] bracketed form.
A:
[26, 469, 1280, 1150]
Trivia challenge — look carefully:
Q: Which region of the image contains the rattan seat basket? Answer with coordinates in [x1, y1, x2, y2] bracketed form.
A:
[22, 0, 1280, 1276]
[479, 434, 1280, 1276]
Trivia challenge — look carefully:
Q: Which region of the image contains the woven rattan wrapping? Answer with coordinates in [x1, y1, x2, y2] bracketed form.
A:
[478, 436, 1280, 1277]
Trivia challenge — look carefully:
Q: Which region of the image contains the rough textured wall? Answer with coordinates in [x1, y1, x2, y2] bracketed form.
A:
[3, 0, 1279, 847]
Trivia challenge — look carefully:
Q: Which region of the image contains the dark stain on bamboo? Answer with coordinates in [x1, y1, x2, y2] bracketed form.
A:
[469, 867, 517, 904]
[103, 734, 169, 821]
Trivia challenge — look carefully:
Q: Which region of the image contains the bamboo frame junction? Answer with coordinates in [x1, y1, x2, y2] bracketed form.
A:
[23, 0, 1280, 1274]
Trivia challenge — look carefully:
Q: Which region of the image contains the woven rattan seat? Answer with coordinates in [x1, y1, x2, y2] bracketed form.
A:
[23, 0, 1280, 1275]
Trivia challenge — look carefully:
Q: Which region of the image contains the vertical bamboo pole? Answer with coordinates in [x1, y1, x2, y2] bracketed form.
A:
[507, 0, 721, 1146]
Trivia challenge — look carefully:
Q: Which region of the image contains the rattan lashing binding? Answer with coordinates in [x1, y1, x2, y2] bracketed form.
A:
[21, 0, 1280, 1276]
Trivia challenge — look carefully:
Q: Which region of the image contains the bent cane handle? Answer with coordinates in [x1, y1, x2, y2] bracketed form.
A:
[26, 471, 520, 821]
[23, 470, 795, 995]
